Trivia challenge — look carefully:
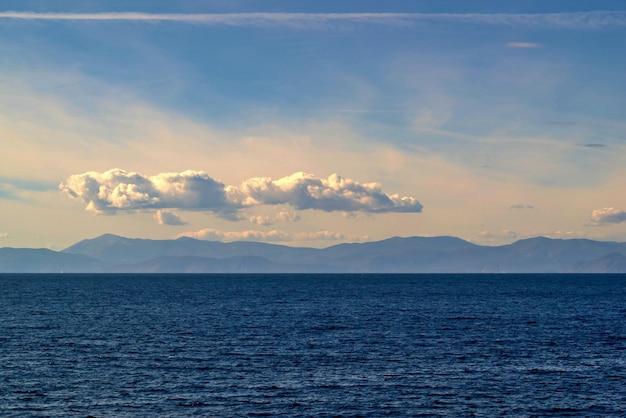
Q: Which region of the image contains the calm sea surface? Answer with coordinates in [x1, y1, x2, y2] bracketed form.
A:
[1, 274, 625, 417]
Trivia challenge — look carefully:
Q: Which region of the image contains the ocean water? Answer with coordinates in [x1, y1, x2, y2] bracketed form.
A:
[0, 274, 624, 417]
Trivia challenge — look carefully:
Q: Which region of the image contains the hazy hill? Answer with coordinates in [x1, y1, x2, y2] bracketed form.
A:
[62, 234, 321, 266]
[0, 247, 99, 273]
[1, 234, 626, 273]
[574, 253, 626, 273]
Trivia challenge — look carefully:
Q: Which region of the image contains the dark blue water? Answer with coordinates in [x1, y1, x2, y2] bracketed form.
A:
[1, 274, 625, 417]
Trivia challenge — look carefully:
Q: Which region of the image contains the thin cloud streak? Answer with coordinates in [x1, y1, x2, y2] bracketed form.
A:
[0, 11, 624, 29]
[507, 42, 542, 48]
[177, 227, 369, 243]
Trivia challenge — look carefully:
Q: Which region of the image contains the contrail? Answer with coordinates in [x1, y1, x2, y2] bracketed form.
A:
[0, 11, 623, 29]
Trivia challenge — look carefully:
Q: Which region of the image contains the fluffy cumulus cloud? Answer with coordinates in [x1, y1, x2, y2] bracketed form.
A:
[177, 228, 369, 243]
[59, 169, 237, 216]
[249, 216, 274, 226]
[154, 210, 187, 226]
[249, 211, 301, 226]
[276, 211, 301, 222]
[590, 207, 626, 225]
[238, 172, 422, 213]
[60, 169, 422, 217]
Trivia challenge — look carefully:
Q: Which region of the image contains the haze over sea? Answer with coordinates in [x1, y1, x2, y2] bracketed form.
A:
[1, 273, 625, 417]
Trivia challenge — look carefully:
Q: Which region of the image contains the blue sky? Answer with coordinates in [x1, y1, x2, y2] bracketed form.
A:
[1, 1, 625, 249]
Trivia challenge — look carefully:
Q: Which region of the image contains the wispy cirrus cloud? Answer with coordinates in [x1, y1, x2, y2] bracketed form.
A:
[0, 11, 624, 29]
[0, 178, 57, 201]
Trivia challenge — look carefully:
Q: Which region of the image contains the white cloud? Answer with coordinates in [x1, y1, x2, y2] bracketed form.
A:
[177, 227, 369, 243]
[0, 11, 623, 29]
[59, 169, 238, 217]
[154, 210, 186, 226]
[60, 169, 423, 216]
[590, 207, 626, 225]
[179, 228, 289, 242]
[276, 211, 301, 222]
[239, 172, 422, 213]
[507, 42, 542, 48]
[249, 216, 273, 226]
[248, 211, 301, 226]
[547, 230, 586, 239]
[0, 232, 10, 239]
[294, 231, 364, 241]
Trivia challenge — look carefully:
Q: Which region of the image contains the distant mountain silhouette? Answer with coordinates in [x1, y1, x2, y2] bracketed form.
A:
[0, 247, 98, 273]
[574, 253, 626, 273]
[1, 234, 626, 273]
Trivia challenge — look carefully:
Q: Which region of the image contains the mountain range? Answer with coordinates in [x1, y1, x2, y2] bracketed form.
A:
[1, 234, 626, 273]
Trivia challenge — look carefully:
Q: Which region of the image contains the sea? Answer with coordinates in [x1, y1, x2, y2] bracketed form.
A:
[0, 273, 624, 417]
